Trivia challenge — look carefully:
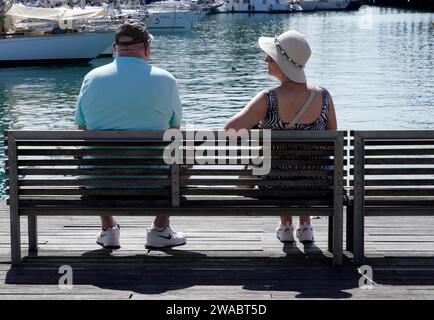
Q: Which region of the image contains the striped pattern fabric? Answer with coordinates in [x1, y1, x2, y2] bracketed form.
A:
[259, 87, 330, 131]
[258, 87, 331, 190]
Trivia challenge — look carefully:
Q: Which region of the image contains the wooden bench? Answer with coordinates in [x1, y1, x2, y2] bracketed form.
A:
[347, 130, 434, 265]
[5, 130, 345, 266]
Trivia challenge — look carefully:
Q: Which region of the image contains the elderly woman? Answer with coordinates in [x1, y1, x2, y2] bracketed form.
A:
[224, 30, 337, 243]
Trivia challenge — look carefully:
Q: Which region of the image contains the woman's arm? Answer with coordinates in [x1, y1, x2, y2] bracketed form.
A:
[224, 90, 268, 131]
[326, 95, 337, 130]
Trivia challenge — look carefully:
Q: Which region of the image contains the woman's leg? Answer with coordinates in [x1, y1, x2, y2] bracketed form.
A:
[280, 215, 293, 225]
[299, 215, 311, 226]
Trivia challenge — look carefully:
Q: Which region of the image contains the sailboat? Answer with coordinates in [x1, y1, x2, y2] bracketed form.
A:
[0, 3, 115, 65]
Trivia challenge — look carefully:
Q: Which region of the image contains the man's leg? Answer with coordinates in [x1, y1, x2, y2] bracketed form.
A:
[153, 215, 169, 229]
[101, 216, 117, 229]
[146, 215, 186, 248]
[97, 215, 121, 249]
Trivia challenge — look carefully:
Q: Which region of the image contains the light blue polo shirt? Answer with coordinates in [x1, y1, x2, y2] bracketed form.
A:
[75, 57, 181, 130]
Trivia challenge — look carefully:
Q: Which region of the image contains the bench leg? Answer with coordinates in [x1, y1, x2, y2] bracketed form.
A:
[10, 208, 21, 266]
[353, 206, 365, 266]
[346, 204, 354, 253]
[332, 212, 343, 266]
[28, 216, 38, 252]
[328, 216, 333, 253]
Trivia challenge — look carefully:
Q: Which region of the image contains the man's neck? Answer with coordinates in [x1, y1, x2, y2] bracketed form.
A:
[117, 53, 147, 60]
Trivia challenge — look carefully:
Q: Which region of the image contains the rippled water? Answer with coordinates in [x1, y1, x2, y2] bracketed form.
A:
[0, 7, 433, 194]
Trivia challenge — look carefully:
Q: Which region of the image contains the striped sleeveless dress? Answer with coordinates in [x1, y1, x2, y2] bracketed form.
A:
[258, 87, 331, 190]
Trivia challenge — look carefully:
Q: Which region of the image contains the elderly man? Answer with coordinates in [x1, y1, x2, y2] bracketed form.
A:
[75, 19, 186, 250]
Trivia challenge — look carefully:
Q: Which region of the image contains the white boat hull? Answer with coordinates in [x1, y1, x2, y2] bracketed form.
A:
[101, 9, 206, 56]
[315, 0, 350, 10]
[297, 0, 319, 11]
[146, 9, 206, 32]
[0, 32, 115, 64]
[217, 0, 291, 13]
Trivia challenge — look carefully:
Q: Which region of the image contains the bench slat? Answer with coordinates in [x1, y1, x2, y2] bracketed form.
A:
[17, 188, 171, 197]
[353, 179, 434, 186]
[18, 168, 170, 175]
[352, 149, 434, 156]
[349, 168, 434, 175]
[18, 179, 170, 187]
[17, 207, 334, 216]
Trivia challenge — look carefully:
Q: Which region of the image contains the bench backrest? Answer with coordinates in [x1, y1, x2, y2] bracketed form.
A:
[350, 130, 434, 205]
[5, 130, 345, 214]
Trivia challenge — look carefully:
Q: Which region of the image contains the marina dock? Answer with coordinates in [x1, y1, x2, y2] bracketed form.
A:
[367, 0, 434, 11]
[1, 200, 434, 299]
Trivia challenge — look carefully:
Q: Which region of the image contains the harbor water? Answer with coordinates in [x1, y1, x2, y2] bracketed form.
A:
[0, 6, 433, 194]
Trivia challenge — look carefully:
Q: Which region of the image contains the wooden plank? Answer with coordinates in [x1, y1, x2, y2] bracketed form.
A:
[16, 140, 170, 147]
[350, 168, 434, 175]
[353, 130, 434, 140]
[361, 179, 434, 187]
[180, 169, 334, 177]
[171, 164, 180, 208]
[364, 189, 434, 196]
[364, 158, 434, 165]
[365, 208, 434, 216]
[18, 179, 170, 187]
[18, 188, 171, 197]
[6, 129, 345, 141]
[332, 133, 344, 266]
[350, 149, 434, 156]
[181, 179, 332, 187]
[353, 131, 365, 265]
[16, 149, 165, 156]
[15, 159, 169, 166]
[180, 188, 333, 198]
[18, 207, 333, 216]
[18, 168, 170, 176]
[28, 216, 37, 252]
[7, 132, 21, 265]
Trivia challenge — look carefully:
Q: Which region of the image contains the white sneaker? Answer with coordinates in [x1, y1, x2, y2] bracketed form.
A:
[276, 223, 295, 243]
[96, 225, 121, 250]
[296, 224, 314, 243]
[146, 224, 187, 249]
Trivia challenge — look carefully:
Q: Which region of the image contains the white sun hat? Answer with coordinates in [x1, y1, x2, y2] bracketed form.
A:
[258, 30, 311, 84]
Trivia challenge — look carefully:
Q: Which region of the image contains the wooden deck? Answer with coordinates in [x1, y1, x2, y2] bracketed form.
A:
[1, 200, 434, 300]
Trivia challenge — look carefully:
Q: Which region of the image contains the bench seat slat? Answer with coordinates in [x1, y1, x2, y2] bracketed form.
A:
[349, 168, 434, 175]
[353, 179, 434, 187]
[181, 179, 332, 187]
[18, 207, 334, 216]
[17, 188, 170, 196]
[355, 149, 434, 156]
[355, 158, 434, 165]
[18, 179, 170, 187]
[16, 149, 166, 156]
[350, 188, 434, 196]
[16, 159, 169, 166]
[181, 188, 332, 198]
[18, 168, 170, 176]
